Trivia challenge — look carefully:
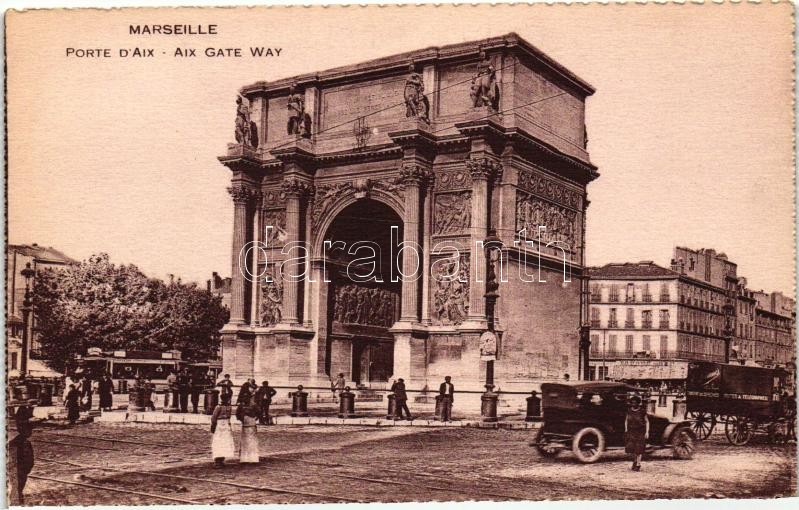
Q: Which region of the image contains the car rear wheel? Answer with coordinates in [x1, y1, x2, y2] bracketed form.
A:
[572, 427, 605, 463]
[533, 428, 560, 458]
[671, 426, 696, 459]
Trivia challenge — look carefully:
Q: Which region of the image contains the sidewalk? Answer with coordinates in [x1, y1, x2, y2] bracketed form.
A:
[94, 410, 540, 429]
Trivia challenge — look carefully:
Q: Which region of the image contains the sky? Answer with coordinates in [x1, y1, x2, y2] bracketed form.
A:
[6, 3, 796, 295]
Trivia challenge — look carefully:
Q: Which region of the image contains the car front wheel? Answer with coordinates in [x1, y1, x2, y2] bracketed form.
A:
[572, 427, 605, 463]
[671, 425, 696, 459]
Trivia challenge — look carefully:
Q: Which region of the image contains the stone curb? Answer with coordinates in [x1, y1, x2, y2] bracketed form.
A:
[93, 411, 541, 429]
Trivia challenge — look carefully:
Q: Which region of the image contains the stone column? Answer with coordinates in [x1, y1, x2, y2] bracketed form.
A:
[280, 177, 310, 325]
[227, 185, 253, 324]
[398, 163, 428, 323]
[250, 196, 263, 326]
[466, 157, 500, 322]
[420, 180, 433, 324]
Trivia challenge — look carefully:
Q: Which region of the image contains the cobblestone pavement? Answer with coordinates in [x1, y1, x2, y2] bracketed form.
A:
[22, 422, 797, 505]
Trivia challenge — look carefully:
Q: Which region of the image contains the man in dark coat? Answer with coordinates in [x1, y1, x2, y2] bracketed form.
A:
[98, 373, 114, 411]
[190, 372, 206, 413]
[391, 378, 413, 420]
[65, 384, 81, 424]
[217, 373, 234, 402]
[237, 378, 256, 405]
[177, 368, 191, 413]
[8, 405, 35, 505]
[439, 376, 455, 421]
[255, 380, 278, 424]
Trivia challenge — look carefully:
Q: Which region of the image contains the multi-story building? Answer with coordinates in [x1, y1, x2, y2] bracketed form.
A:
[207, 271, 232, 311]
[588, 247, 796, 386]
[752, 290, 795, 365]
[6, 243, 76, 377]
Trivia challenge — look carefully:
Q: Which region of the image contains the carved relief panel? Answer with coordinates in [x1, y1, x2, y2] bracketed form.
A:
[517, 167, 582, 211]
[263, 209, 287, 246]
[332, 284, 398, 328]
[516, 192, 578, 248]
[433, 191, 472, 236]
[431, 255, 470, 326]
[260, 269, 283, 327]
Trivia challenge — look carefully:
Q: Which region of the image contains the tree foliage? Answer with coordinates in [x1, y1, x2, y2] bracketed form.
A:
[33, 254, 229, 371]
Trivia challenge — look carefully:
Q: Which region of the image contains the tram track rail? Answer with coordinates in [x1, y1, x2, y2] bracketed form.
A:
[36, 457, 367, 503]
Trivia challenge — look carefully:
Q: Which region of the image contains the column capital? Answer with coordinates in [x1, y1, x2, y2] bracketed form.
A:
[465, 156, 502, 182]
[281, 176, 313, 199]
[398, 162, 433, 187]
[227, 185, 259, 205]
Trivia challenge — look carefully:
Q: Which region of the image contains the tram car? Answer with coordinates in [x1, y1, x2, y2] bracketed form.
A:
[686, 361, 793, 445]
[70, 349, 185, 391]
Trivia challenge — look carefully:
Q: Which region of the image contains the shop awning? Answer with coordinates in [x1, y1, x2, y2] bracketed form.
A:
[609, 360, 688, 380]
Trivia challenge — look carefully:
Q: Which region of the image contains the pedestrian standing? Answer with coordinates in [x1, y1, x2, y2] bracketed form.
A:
[237, 378, 254, 405]
[8, 405, 34, 505]
[331, 373, 346, 401]
[255, 381, 277, 424]
[166, 370, 178, 410]
[98, 373, 114, 412]
[65, 384, 81, 424]
[391, 378, 413, 420]
[190, 372, 205, 414]
[236, 397, 260, 463]
[177, 368, 191, 413]
[80, 374, 93, 411]
[625, 395, 649, 471]
[439, 376, 455, 421]
[210, 393, 235, 468]
[145, 378, 157, 411]
[217, 373, 234, 402]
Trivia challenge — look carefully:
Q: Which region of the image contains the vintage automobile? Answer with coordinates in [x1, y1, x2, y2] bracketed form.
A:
[530, 381, 697, 463]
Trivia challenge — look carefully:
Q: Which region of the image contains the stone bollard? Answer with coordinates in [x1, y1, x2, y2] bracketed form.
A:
[481, 390, 498, 423]
[525, 391, 542, 422]
[672, 398, 687, 419]
[386, 394, 397, 420]
[291, 385, 309, 417]
[204, 389, 219, 415]
[338, 387, 356, 418]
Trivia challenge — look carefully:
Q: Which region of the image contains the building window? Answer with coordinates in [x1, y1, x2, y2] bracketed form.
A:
[609, 285, 620, 303]
[597, 366, 608, 381]
[659, 285, 670, 302]
[590, 307, 600, 328]
[625, 335, 634, 354]
[608, 308, 618, 328]
[659, 309, 670, 329]
[642, 283, 652, 303]
[590, 334, 600, 355]
[588, 366, 596, 381]
[625, 283, 636, 303]
[607, 334, 618, 354]
[625, 308, 635, 328]
[642, 310, 653, 329]
[642, 335, 651, 352]
[660, 335, 669, 357]
[11, 352, 18, 370]
[590, 284, 601, 302]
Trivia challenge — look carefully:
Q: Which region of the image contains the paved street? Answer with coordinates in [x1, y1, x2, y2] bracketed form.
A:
[22, 422, 797, 505]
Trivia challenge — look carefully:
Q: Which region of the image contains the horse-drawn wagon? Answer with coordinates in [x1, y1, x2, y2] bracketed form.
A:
[686, 361, 794, 445]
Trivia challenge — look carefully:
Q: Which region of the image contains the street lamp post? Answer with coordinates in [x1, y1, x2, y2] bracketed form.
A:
[480, 230, 501, 423]
[20, 263, 35, 380]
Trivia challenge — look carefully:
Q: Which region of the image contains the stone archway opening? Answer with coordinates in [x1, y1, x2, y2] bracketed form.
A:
[323, 199, 403, 386]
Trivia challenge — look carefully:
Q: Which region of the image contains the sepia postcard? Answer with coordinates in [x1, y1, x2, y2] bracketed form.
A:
[4, 2, 797, 507]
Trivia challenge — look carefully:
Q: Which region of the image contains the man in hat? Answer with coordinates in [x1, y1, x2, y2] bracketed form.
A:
[391, 378, 413, 420]
[439, 376, 455, 421]
[254, 380, 278, 424]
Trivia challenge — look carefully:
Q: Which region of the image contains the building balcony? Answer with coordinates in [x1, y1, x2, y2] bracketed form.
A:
[590, 294, 601, 303]
[609, 296, 620, 303]
[607, 321, 618, 328]
[658, 322, 670, 330]
[659, 294, 670, 302]
[590, 320, 601, 328]
[624, 320, 635, 328]
[642, 295, 653, 303]
[642, 321, 653, 330]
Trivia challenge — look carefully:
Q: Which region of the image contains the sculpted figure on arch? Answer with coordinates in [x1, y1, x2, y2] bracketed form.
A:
[287, 84, 312, 138]
[469, 49, 500, 110]
[404, 62, 430, 123]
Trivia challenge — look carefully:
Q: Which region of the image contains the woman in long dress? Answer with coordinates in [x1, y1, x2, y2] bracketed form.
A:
[236, 399, 260, 463]
[210, 394, 235, 468]
[64, 384, 81, 424]
[624, 395, 649, 471]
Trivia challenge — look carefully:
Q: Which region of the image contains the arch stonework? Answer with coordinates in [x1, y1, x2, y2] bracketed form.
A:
[218, 33, 598, 397]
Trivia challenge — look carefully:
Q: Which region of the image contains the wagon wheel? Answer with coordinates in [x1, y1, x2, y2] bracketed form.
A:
[767, 419, 788, 445]
[689, 411, 716, 440]
[725, 415, 754, 446]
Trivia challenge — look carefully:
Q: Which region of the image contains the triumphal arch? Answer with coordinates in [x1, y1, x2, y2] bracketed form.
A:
[219, 33, 598, 393]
